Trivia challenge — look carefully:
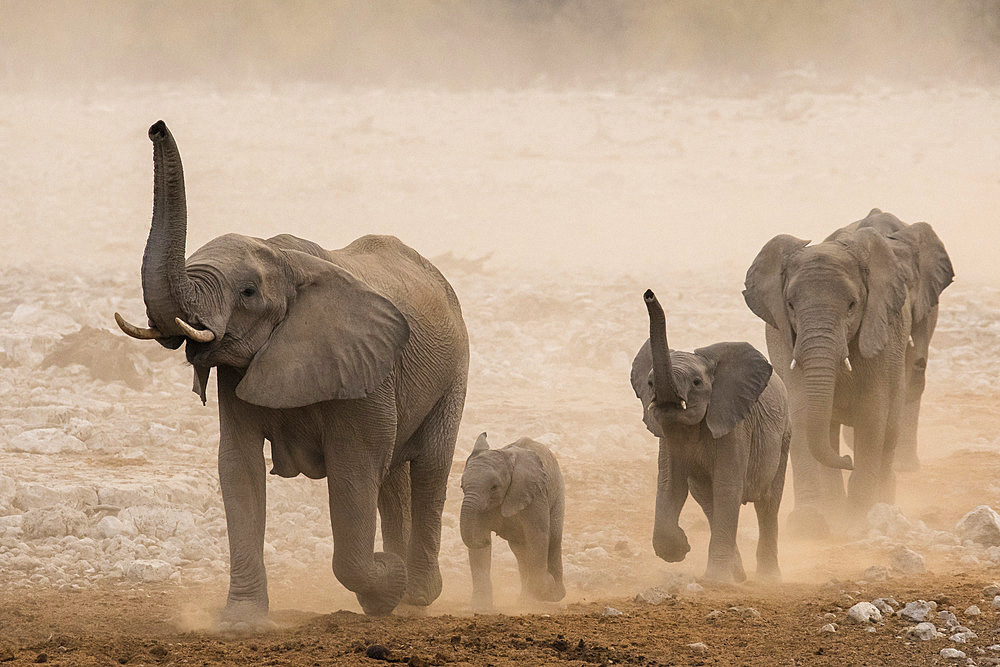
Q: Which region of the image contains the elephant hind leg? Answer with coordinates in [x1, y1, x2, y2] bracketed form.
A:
[690, 477, 745, 583]
[401, 381, 467, 607]
[378, 461, 411, 560]
[545, 497, 566, 601]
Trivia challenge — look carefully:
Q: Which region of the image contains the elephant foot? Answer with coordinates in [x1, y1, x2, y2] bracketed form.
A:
[786, 506, 831, 540]
[354, 552, 408, 616]
[218, 599, 273, 634]
[702, 564, 736, 585]
[470, 593, 495, 614]
[401, 565, 443, 607]
[653, 528, 691, 563]
[534, 579, 566, 603]
[731, 559, 747, 584]
[893, 453, 920, 472]
[756, 564, 782, 583]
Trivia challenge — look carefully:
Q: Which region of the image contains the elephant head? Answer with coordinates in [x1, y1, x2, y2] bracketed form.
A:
[460, 433, 546, 547]
[743, 226, 909, 470]
[631, 290, 773, 440]
[115, 122, 410, 407]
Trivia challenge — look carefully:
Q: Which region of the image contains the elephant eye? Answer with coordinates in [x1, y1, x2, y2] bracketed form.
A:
[693, 378, 702, 386]
[787, 301, 794, 311]
[241, 285, 257, 298]
[848, 300, 856, 311]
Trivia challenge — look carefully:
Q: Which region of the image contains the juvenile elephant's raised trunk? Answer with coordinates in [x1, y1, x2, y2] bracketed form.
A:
[644, 290, 681, 405]
[140, 121, 198, 340]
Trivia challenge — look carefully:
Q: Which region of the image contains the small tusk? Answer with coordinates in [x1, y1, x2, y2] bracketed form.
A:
[908, 336, 915, 347]
[790, 359, 797, 370]
[844, 357, 852, 372]
[175, 317, 216, 342]
[680, 400, 687, 410]
[114, 312, 161, 340]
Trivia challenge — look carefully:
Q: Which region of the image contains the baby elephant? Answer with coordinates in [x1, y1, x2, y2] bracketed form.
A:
[631, 290, 790, 583]
[460, 433, 565, 611]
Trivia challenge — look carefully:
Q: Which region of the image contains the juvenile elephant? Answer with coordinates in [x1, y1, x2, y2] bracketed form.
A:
[459, 433, 565, 611]
[631, 290, 790, 583]
[743, 210, 950, 533]
[828, 209, 953, 472]
[115, 122, 469, 619]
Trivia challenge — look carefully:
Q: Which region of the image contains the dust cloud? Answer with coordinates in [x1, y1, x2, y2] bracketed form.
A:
[1, 0, 999, 621]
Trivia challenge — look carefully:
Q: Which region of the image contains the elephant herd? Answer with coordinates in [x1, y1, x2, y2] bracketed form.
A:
[114, 122, 953, 622]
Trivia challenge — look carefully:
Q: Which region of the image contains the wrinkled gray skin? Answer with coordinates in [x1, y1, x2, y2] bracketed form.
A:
[115, 122, 469, 620]
[743, 209, 951, 535]
[631, 291, 790, 583]
[460, 433, 565, 612]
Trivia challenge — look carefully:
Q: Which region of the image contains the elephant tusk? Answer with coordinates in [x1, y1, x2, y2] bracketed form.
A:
[114, 312, 162, 340]
[843, 357, 852, 372]
[789, 359, 797, 370]
[680, 400, 687, 410]
[175, 317, 216, 342]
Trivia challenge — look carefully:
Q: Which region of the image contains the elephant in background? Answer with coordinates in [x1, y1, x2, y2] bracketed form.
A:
[631, 290, 789, 583]
[115, 122, 469, 619]
[743, 209, 951, 535]
[460, 433, 565, 612]
[827, 209, 953, 471]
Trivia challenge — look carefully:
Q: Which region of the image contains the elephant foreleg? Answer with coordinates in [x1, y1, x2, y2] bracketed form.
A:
[546, 496, 565, 599]
[703, 449, 746, 583]
[378, 461, 411, 561]
[689, 476, 745, 582]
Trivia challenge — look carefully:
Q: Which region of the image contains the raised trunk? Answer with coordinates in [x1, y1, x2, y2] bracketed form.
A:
[460, 500, 491, 549]
[802, 362, 854, 470]
[140, 121, 196, 339]
[644, 290, 681, 404]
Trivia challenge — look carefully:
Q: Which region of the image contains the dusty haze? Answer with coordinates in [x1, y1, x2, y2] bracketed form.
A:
[1, 0, 999, 625]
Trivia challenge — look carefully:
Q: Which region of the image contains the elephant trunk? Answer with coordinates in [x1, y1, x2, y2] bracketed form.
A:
[796, 323, 854, 470]
[460, 498, 491, 549]
[644, 289, 681, 405]
[140, 121, 198, 339]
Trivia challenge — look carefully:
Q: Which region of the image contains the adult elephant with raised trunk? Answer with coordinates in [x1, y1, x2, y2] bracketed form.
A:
[743, 223, 904, 534]
[115, 122, 469, 621]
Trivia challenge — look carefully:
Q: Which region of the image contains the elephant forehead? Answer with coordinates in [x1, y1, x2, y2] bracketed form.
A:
[669, 351, 707, 376]
[188, 233, 281, 268]
[787, 250, 859, 291]
[462, 453, 507, 479]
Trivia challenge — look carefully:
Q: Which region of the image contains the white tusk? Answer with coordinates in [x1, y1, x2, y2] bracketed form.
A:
[908, 336, 915, 347]
[114, 312, 161, 340]
[844, 357, 852, 372]
[175, 317, 216, 343]
[680, 400, 687, 410]
[790, 359, 797, 370]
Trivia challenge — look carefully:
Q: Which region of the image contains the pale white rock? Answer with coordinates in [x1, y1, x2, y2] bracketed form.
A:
[819, 623, 837, 633]
[939, 647, 966, 660]
[959, 554, 981, 568]
[635, 586, 673, 605]
[95, 515, 126, 539]
[684, 582, 704, 594]
[949, 630, 977, 643]
[126, 559, 173, 582]
[965, 605, 981, 617]
[904, 622, 943, 641]
[602, 606, 623, 616]
[862, 565, 890, 582]
[872, 598, 895, 614]
[846, 602, 882, 624]
[993, 595, 1000, 609]
[21, 507, 89, 539]
[890, 545, 926, 575]
[686, 642, 708, 655]
[865, 626, 876, 633]
[956, 506, 1000, 547]
[897, 600, 937, 622]
[119, 506, 196, 541]
[987, 547, 1000, 563]
[938, 610, 960, 628]
[10, 428, 86, 455]
[984, 583, 1000, 597]
[0, 473, 16, 511]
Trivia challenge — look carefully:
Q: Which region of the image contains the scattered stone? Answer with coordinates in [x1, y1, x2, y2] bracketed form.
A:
[897, 600, 937, 622]
[904, 622, 943, 641]
[862, 565, 890, 582]
[728, 606, 761, 620]
[950, 630, 977, 643]
[988, 645, 1000, 652]
[705, 610, 722, 622]
[940, 647, 966, 660]
[686, 642, 708, 655]
[993, 595, 1000, 609]
[819, 624, 837, 634]
[21, 507, 88, 539]
[938, 610, 960, 628]
[684, 582, 704, 594]
[821, 612, 837, 621]
[95, 515, 126, 539]
[365, 645, 392, 661]
[872, 598, 895, 615]
[890, 546, 926, 575]
[866, 626, 877, 633]
[601, 607, 622, 617]
[10, 429, 87, 455]
[965, 605, 981, 617]
[634, 586, 673, 605]
[956, 506, 1000, 546]
[984, 583, 1000, 598]
[846, 602, 882, 624]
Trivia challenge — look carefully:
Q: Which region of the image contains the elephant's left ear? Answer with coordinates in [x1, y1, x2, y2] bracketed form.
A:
[696, 342, 772, 439]
[501, 447, 547, 518]
[236, 251, 410, 409]
[888, 222, 954, 324]
[848, 228, 909, 358]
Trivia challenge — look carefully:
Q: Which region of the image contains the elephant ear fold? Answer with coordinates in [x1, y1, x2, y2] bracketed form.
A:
[848, 228, 908, 358]
[743, 235, 810, 343]
[696, 342, 772, 439]
[501, 447, 546, 518]
[236, 251, 410, 409]
[888, 222, 954, 324]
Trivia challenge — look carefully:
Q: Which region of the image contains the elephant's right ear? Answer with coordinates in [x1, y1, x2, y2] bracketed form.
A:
[888, 222, 954, 324]
[743, 234, 810, 342]
[501, 447, 546, 518]
[236, 251, 410, 409]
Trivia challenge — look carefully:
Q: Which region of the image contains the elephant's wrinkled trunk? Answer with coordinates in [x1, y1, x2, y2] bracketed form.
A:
[460, 499, 491, 549]
[796, 325, 854, 470]
[644, 290, 681, 405]
[141, 120, 198, 339]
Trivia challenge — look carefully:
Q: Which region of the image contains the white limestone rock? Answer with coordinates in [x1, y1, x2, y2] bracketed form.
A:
[956, 506, 1000, 547]
[897, 600, 937, 622]
[846, 602, 882, 624]
[939, 647, 966, 660]
[904, 622, 942, 641]
[10, 428, 87, 455]
[890, 546, 926, 575]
